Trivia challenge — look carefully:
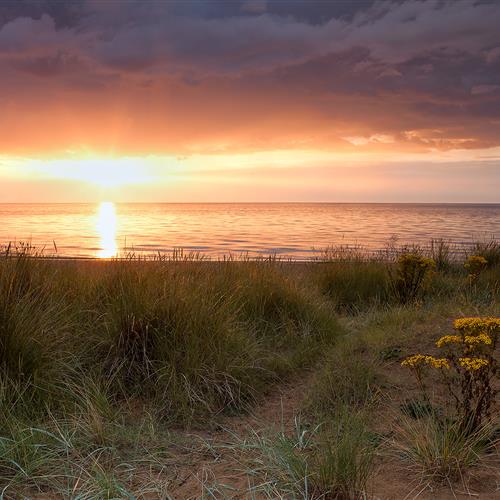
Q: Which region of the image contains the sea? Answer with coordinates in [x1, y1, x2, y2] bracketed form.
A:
[0, 203, 499, 260]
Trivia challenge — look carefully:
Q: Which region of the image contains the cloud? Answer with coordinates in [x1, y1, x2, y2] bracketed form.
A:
[344, 134, 395, 146]
[4, 0, 497, 75]
[10, 50, 83, 76]
[486, 46, 500, 63]
[240, 1, 268, 14]
[471, 84, 500, 95]
[0, 13, 59, 53]
[0, 0, 499, 156]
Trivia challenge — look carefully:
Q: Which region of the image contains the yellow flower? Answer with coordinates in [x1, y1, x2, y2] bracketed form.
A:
[454, 317, 500, 336]
[436, 335, 461, 348]
[428, 357, 450, 369]
[420, 257, 436, 269]
[438, 332, 492, 347]
[397, 254, 435, 269]
[458, 357, 489, 371]
[464, 255, 488, 271]
[464, 333, 492, 346]
[401, 354, 449, 369]
[401, 354, 427, 367]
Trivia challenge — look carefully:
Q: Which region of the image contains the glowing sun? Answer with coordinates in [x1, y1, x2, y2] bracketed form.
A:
[38, 158, 151, 187]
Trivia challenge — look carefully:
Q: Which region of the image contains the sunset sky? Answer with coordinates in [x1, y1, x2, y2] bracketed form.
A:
[1, 0, 499, 202]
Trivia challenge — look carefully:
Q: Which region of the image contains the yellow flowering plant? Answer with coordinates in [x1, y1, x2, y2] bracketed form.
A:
[464, 255, 488, 279]
[402, 317, 499, 431]
[454, 317, 500, 335]
[389, 253, 435, 304]
[464, 256, 489, 297]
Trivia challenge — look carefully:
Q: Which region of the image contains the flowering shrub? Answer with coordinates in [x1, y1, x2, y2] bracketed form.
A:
[464, 255, 488, 282]
[390, 253, 435, 303]
[402, 317, 499, 431]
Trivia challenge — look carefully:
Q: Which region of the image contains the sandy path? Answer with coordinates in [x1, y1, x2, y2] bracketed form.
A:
[169, 373, 313, 499]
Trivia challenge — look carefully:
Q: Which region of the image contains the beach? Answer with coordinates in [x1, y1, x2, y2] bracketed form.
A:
[0, 243, 498, 498]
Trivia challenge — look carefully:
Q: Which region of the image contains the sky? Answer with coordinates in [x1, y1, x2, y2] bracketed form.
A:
[0, 0, 499, 202]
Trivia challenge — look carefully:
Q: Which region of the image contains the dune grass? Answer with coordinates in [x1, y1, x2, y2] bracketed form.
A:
[391, 415, 496, 483]
[247, 411, 376, 499]
[0, 240, 498, 497]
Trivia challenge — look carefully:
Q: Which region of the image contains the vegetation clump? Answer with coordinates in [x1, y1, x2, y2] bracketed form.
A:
[314, 261, 389, 312]
[249, 413, 376, 500]
[389, 253, 435, 303]
[468, 240, 500, 268]
[464, 255, 488, 277]
[402, 317, 499, 432]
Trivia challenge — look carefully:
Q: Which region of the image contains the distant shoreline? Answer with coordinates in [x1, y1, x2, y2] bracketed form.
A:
[2, 238, 498, 263]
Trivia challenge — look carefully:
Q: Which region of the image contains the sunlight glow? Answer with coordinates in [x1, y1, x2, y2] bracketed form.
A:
[96, 202, 118, 258]
[36, 158, 152, 187]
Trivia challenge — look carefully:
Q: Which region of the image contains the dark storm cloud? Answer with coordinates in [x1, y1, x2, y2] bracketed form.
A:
[166, 0, 378, 23]
[11, 50, 83, 77]
[86, 0, 500, 75]
[0, 0, 499, 154]
[0, 0, 86, 29]
[2, 0, 499, 74]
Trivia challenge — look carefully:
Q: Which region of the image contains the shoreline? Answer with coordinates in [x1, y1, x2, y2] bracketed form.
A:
[1, 237, 498, 263]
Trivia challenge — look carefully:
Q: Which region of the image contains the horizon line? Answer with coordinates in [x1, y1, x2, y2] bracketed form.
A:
[1, 201, 500, 205]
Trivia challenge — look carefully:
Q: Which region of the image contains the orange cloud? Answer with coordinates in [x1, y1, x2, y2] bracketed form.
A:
[0, 0, 499, 202]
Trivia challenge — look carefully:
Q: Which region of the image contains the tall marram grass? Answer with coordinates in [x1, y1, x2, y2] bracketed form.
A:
[0, 250, 343, 494]
[249, 411, 376, 499]
[391, 416, 497, 483]
[312, 261, 390, 312]
[0, 251, 78, 414]
[95, 261, 265, 421]
[0, 241, 498, 497]
[0, 250, 341, 426]
[466, 240, 500, 268]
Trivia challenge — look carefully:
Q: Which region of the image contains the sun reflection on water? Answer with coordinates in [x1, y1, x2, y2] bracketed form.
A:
[96, 202, 117, 258]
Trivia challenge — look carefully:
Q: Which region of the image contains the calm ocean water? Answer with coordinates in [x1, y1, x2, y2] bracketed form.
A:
[0, 203, 499, 259]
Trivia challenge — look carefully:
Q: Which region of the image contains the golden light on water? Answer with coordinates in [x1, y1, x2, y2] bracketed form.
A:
[96, 202, 118, 258]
